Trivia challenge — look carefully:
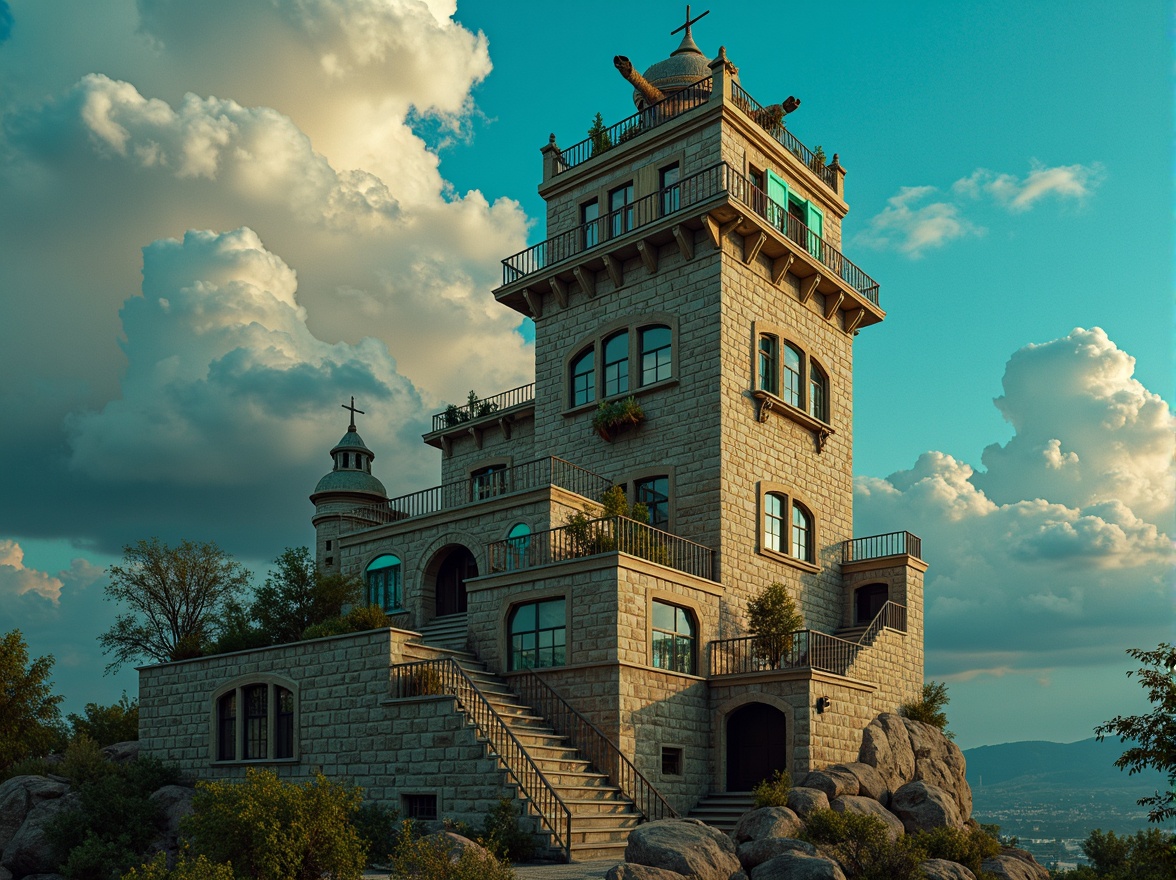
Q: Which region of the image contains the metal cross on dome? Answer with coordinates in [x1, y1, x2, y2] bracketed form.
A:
[341, 396, 365, 430]
[671, 5, 709, 37]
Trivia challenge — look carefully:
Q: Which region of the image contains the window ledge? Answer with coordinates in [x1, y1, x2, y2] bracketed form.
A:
[563, 377, 679, 418]
[759, 546, 821, 574]
[751, 390, 834, 451]
[211, 758, 299, 766]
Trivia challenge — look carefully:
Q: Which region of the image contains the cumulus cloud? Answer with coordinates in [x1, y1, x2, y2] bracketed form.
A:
[855, 186, 983, 257]
[0, 540, 103, 604]
[953, 161, 1104, 212]
[855, 328, 1174, 676]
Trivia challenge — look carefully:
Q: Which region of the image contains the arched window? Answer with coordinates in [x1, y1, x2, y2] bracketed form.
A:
[651, 600, 696, 674]
[764, 492, 785, 553]
[216, 691, 236, 760]
[752, 325, 833, 430]
[791, 503, 813, 563]
[570, 348, 595, 406]
[758, 334, 779, 395]
[366, 554, 402, 611]
[783, 343, 802, 408]
[603, 331, 629, 397]
[505, 523, 531, 571]
[640, 325, 672, 385]
[809, 362, 829, 423]
[215, 678, 296, 763]
[508, 598, 566, 670]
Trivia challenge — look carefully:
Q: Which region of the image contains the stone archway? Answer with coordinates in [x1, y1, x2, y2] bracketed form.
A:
[434, 545, 476, 617]
[854, 582, 889, 625]
[726, 702, 788, 791]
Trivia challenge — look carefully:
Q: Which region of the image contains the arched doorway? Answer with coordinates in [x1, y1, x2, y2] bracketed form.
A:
[435, 546, 476, 617]
[726, 702, 788, 791]
[855, 583, 889, 625]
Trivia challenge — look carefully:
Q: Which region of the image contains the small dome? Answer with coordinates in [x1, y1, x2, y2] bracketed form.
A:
[331, 429, 372, 456]
[641, 33, 712, 96]
[313, 469, 387, 497]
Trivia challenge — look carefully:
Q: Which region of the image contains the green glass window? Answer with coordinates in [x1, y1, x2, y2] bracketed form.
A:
[582, 199, 600, 249]
[366, 554, 402, 611]
[764, 492, 785, 553]
[792, 503, 813, 563]
[809, 362, 829, 423]
[571, 348, 595, 406]
[609, 183, 634, 237]
[505, 522, 531, 571]
[758, 335, 779, 395]
[640, 325, 672, 385]
[783, 344, 802, 408]
[509, 598, 566, 670]
[652, 600, 696, 674]
[603, 331, 629, 397]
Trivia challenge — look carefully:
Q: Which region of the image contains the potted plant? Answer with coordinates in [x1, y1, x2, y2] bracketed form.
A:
[591, 396, 644, 441]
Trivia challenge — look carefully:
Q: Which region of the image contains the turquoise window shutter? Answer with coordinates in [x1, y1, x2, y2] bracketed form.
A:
[766, 170, 789, 232]
[806, 202, 824, 259]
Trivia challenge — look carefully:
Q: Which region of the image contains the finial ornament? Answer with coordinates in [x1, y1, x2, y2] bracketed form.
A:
[671, 5, 709, 38]
[342, 396, 364, 431]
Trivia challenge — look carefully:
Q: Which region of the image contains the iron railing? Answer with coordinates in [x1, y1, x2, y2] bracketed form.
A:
[513, 670, 677, 822]
[708, 601, 908, 677]
[391, 658, 572, 859]
[842, 531, 922, 563]
[502, 161, 729, 284]
[488, 515, 714, 581]
[730, 82, 836, 190]
[553, 77, 714, 173]
[431, 383, 535, 432]
[500, 162, 879, 306]
[339, 457, 612, 528]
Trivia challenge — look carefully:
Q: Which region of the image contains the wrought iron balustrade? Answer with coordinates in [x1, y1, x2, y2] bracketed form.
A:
[390, 658, 572, 859]
[841, 531, 922, 563]
[708, 629, 861, 677]
[431, 382, 535, 432]
[513, 670, 677, 822]
[729, 82, 837, 190]
[338, 457, 611, 529]
[488, 514, 714, 581]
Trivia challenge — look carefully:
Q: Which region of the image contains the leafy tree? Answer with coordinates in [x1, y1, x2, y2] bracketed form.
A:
[587, 111, 612, 156]
[68, 692, 139, 745]
[250, 547, 361, 645]
[747, 582, 804, 664]
[100, 539, 251, 671]
[901, 681, 954, 740]
[1054, 828, 1176, 880]
[1095, 642, 1176, 824]
[0, 628, 66, 769]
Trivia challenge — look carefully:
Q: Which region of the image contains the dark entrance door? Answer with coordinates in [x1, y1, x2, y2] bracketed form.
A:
[726, 703, 788, 791]
[435, 547, 476, 617]
[855, 583, 889, 625]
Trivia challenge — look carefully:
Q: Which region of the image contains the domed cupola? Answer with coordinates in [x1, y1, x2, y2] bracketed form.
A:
[615, 7, 737, 110]
[310, 397, 387, 504]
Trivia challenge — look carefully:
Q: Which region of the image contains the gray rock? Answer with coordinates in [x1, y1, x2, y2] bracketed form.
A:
[149, 785, 196, 855]
[751, 850, 847, 880]
[0, 865, 11, 880]
[737, 837, 816, 871]
[890, 781, 963, 834]
[625, 819, 741, 880]
[920, 858, 977, 879]
[858, 713, 916, 795]
[732, 807, 803, 844]
[902, 718, 971, 820]
[426, 832, 493, 863]
[0, 777, 70, 853]
[786, 787, 829, 817]
[605, 864, 688, 880]
[800, 768, 859, 801]
[831, 762, 890, 805]
[1, 791, 80, 876]
[981, 849, 1049, 880]
[100, 741, 141, 765]
[828, 795, 905, 841]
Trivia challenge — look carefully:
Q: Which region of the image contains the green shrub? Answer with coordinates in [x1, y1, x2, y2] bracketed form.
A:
[68, 693, 140, 746]
[479, 798, 536, 861]
[0, 754, 53, 783]
[748, 582, 803, 665]
[301, 605, 388, 641]
[353, 802, 401, 865]
[900, 681, 954, 739]
[122, 850, 235, 880]
[751, 769, 792, 808]
[61, 734, 115, 785]
[390, 822, 515, 880]
[802, 808, 925, 880]
[182, 768, 365, 880]
[911, 825, 1000, 877]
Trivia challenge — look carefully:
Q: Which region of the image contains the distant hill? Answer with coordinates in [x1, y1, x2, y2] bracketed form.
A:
[962, 737, 1171, 839]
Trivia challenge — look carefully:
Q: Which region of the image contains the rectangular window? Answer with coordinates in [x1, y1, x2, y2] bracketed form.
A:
[403, 794, 438, 821]
[609, 183, 635, 238]
[764, 493, 785, 554]
[603, 331, 629, 397]
[660, 163, 680, 216]
[243, 684, 268, 760]
[766, 169, 789, 231]
[217, 692, 236, 761]
[581, 199, 600, 249]
[640, 325, 672, 385]
[274, 687, 294, 759]
[571, 349, 596, 407]
[510, 598, 567, 670]
[758, 335, 779, 394]
[661, 747, 683, 776]
[472, 464, 506, 500]
[783, 344, 802, 408]
[635, 476, 670, 529]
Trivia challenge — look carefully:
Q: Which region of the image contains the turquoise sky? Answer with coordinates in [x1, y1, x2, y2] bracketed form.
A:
[0, 0, 1171, 752]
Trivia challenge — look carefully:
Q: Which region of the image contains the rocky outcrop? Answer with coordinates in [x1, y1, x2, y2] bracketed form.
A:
[829, 763, 889, 805]
[148, 785, 196, 861]
[625, 819, 742, 880]
[2, 791, 80, 877]
[890, 781, 964, 834]
[737, 837, 816, 871]
[920, 858, 977, 879]
[732, 807, 802, 844]
[828, 795, 905, 841]
[750, 850, 847, 880]
[858, 714, 970, 822]
[981, 849, 1050, 880]
[605, 864, 689, 880]
[100, 741, 141, 765]
[797, 768, 859, 801]
[785, 788, 829, 817]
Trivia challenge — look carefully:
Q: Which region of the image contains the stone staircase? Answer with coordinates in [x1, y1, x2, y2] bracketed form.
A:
[401, 637, 640, 861]
[687, 792, 756, 831]
[416, 612, 469, 651]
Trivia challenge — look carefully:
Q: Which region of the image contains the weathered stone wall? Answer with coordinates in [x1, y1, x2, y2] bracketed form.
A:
[138, 629, 515, 826]
[436, 410, 536, 487]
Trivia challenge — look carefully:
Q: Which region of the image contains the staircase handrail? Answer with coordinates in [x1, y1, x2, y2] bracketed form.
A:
[514, 670, 678, 822]
[391, 658, 573, 860]
[855, 600, 907, 647]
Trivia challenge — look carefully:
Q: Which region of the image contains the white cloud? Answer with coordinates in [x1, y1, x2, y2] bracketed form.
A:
[855, 329, 1175, 677]
[0, 539, 103, 603]
[855, 186, 983, 257]
[953, 161, 1104, 212]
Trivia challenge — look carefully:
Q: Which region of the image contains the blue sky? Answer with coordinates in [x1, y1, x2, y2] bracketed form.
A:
[0, 0, 1171, 751]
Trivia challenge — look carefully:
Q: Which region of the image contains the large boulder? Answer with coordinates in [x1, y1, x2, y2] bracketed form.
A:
[786, 788, 829, 818]
[732, 807, 803, 844]
[100, 741, 140, 765]
[799, 768, 859, 801]
[890, 781, 963, 834]
[828, 795, 905, 841]
[902, 718, 971, 820]
[751, 850, 847, 880]
[0, 778, 70, 853]
[830, 763, 890, 805]
[624, 819, 741, 880]
[737, 837, 816, 871]
[920, 858, 977, 879]
[981, 849, 1049, 880]
[1, 791, 80, 876]
[858, 713, 915, 794]
[605, 865, 688, 880]
[148, 785, 196, 859]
